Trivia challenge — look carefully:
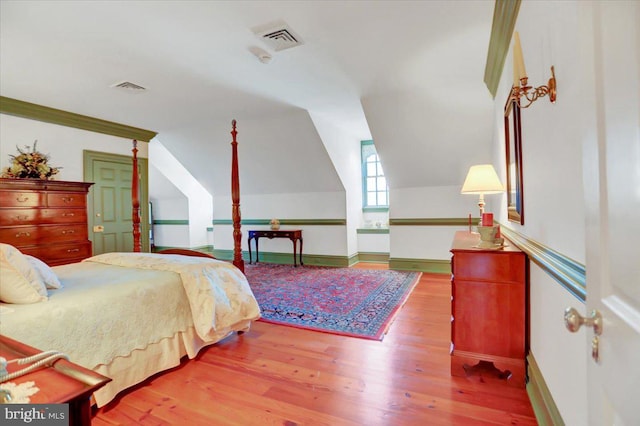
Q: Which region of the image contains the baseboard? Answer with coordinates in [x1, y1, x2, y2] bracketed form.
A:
[357, 252, 390, 263]
[154, 247, 448, 273]
[526, 352, 565, 426]
[389, 257, 451, 274]
[211, 249, 352, 267]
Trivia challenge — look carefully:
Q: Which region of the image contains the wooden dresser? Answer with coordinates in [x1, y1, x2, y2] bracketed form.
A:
[0, 179, 93, 265]
[450, 230, 528, 387]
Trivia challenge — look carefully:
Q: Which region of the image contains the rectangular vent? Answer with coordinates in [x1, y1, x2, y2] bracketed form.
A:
[253, 21, 304, 52]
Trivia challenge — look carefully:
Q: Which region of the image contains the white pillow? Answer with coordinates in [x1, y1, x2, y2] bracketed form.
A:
[0, 243, 48, 304]
[25, 255, 63, 289]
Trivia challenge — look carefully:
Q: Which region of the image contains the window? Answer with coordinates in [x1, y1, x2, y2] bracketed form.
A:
[361, 140, 389, 209]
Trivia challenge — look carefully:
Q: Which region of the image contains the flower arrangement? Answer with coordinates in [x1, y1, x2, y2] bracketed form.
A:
[270, 218, 280, 230]
[1, 141, 61, 180]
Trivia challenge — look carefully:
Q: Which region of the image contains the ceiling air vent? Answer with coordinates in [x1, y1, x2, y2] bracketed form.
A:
[253, 21, 304, 52]
[110, 81, 147, 92]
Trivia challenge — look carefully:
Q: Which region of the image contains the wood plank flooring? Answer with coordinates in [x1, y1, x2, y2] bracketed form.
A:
[93, 264, 538, 425]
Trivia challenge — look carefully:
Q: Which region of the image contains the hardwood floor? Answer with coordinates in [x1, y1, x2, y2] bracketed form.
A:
[93, 264, 537, 425]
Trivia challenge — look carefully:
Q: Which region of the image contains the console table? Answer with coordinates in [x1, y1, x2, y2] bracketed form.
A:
[248, 229, 303, 266]
[450, 231, 528, 387]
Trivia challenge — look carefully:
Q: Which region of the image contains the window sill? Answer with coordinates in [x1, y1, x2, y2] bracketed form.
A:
[362, 207, 389, 213]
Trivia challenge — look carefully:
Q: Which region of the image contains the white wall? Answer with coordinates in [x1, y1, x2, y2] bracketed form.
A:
[309, 112, 362, 257]
[214, 191, 347, 256]
[149, 139, 212, 248]
[389, 185, 482, 260]
[492, 2, 589, 424]
[0, 114, 148, 181]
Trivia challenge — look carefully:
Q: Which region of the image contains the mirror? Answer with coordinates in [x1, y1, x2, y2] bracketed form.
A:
[504, 98, 524, 224]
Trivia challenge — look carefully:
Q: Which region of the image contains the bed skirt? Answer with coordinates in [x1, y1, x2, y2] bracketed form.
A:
[92, 320, 253, 407]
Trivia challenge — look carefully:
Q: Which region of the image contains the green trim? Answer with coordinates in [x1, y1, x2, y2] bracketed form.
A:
[357, 228, 389, 234]
[484, 0, 522, 97]
[388, 258, 451, 274]
[1, 96, 157, 142]
[501, 226, 586, 302]
[211, 249, 351, 267]
[153, 219, 189, 225]
[527, 352, 565, 426]
[84, 150, 150, 253]
[358, 252, 390, 263]
[212, 219, 346, 226]
[390, 217, 479, 226]
[363, 207, 389, 213]
[206, 227, 213, 232]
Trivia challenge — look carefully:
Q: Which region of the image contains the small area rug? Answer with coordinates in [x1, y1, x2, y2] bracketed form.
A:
[243, 263, 421, 340]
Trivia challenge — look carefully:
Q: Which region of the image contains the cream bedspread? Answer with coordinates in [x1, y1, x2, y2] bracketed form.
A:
[84, 252, 261, 341]
[0, 253, 260, 371]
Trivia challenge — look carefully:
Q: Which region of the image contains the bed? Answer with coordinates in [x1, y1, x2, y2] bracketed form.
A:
[0, 120, 259, 407]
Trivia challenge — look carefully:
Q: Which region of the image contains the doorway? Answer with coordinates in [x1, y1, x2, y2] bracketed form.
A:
[83, 150, 149, 254]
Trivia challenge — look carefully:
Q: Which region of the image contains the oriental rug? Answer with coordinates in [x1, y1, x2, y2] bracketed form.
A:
[243, 263, 421, 341]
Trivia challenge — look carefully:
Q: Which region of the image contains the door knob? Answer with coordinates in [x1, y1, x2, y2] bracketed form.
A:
[564, 307, 603, 335]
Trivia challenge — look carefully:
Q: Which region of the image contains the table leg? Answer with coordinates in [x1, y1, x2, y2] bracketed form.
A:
[291, 238, 297, 267]
[299, 237, 304, 266]
[248, 237, 253, 264]
[255, 237, 260, 263]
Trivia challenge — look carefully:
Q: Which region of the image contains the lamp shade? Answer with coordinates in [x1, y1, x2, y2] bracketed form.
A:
[461, 164, 504, 194]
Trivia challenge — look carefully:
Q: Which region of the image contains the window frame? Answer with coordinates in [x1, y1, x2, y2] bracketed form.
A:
[361, 140, 389, 211]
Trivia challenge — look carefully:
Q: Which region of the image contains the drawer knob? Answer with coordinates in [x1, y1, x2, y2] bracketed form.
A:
[62, 230, 75, 234]
[62, 197, 74, 203]
[15, 232, 31, 238]
[15, 215, 27, 221]
[62, 212, 75, 217]
[67, 248, 80, 253]
[16, 196, 29, 202]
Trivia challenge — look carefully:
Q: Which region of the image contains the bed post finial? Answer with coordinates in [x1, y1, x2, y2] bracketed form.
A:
[230, 119, 244, 272]
[132, 139, 142, 253]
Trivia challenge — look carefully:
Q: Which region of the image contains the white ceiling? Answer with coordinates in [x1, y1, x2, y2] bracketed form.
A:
[0, 0, 497, 192]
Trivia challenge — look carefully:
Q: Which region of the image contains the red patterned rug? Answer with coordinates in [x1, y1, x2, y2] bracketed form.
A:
[244, 263, 421, 341]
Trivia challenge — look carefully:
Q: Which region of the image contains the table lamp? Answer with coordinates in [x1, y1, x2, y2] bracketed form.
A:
[461, 164, 504, 219]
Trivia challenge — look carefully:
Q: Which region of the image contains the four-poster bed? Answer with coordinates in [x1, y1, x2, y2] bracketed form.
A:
[0, 120, 258, 407]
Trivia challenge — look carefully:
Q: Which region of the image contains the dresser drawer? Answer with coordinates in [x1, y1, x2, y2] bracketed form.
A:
[39, 224, 88, 242]
[452, 251, 525, 283]
[0, 209, 40, 225]
[47, 192, 87, 208]
[0, 226, 39, 245]
[32, 242, 92, 265]
[40, 208, 87, 224]
[0, 191, 44, 207]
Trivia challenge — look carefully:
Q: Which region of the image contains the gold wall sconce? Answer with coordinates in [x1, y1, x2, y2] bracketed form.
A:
[510, 32, 557, 108]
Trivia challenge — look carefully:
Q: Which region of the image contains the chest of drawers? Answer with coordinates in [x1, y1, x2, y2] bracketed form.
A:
[0, 179, 94, 265]
[450, 230, 528, 387]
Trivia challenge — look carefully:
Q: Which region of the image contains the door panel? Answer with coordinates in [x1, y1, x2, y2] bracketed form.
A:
[92, 160, 135, 255]
[84, 149, 149, 254]
[580, 2, 640, 424]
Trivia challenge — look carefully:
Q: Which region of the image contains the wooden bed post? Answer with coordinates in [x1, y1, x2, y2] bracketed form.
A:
[132, 140, 142, 253]
[230, 120, 244, 272]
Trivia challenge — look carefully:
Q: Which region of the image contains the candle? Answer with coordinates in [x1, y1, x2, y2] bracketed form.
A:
[513, 31, 527, 81]
[482, 213, 493, 227]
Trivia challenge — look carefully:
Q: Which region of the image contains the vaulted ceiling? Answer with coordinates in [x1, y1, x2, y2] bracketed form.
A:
[0, 0, 496, 196]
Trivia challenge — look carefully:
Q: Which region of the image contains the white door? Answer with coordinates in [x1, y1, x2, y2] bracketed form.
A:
[579, 1, 640, 425]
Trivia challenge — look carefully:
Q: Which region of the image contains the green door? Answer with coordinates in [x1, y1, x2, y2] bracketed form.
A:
[84, 150, 149, 255]
[92, 160, 134, 254]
